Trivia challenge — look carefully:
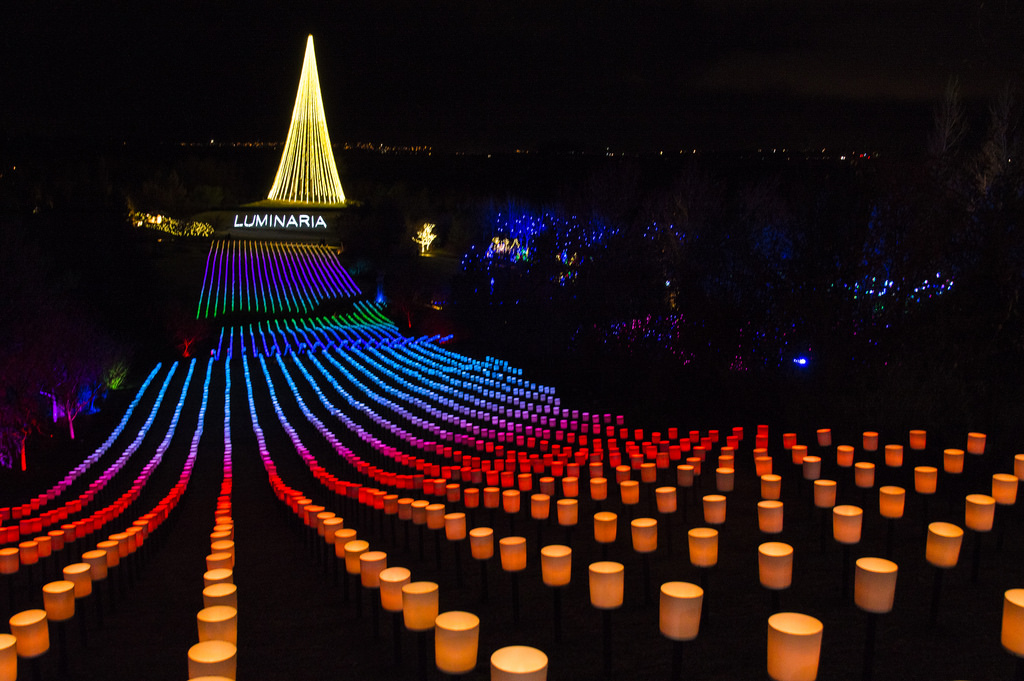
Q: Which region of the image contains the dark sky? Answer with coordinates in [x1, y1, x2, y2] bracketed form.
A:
[3, 0, 1022, 153]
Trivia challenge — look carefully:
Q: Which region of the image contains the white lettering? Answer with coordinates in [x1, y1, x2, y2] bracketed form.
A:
[231, 213, 330, 230]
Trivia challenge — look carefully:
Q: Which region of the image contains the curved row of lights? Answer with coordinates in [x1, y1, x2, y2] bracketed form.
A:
[211, 301, 412, 360]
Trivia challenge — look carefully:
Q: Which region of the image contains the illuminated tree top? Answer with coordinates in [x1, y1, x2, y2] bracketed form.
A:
[267, 35, 346, 206]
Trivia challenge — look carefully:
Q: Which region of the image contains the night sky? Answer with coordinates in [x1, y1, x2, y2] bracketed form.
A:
[3, 0, 1022, 153]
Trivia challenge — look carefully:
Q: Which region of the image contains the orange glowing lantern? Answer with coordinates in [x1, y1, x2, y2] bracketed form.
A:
[965, 494, 995, 532]
[187, 640, 236, 680]
[759, 542, 794, 590]
[203, 582, 238, 609]
[914, 467, 938, 495]
[620, 480, 640, 506]
[334, 529, 357, 560]
[9, 609, 48, 659]
[378, 567, 411, 612]
[854, 557, 898, 614]
[688, 528, 718, 568]
[469, 528, 494, 560]
[402, 581, 439, 631]
[62, 563, 92, 599]
[502, 490, 521, 515]
[490, 645, 547, 681]
[434, 611, 480, 675]
[660, 581, 703, 641]
[926, 522, 963, 568]
[411, 500, 429, 525]
[884, 445, 903, 468]
[556, 499, 578, 527]
[656, 487, 677, 514]
[360, 550, 388, 588]
[1001, 589, 1024, 658]
[344, 540, 369, 576]
[204, 568, 233, 587]
[758, 500, 784, 534]
[562, 476, 580, 498]
[197, 605, 238, 645]
[716, 468, 735, 492]
[967, 432, 986, 455]
[540, 545, 572, 587]
[767, 612, 823, 681]
[943, 449, 965, 474]
[703, 495, 727, 525]
[483, 488, 501, 510]
[813, 480, 836, 509]
[445, 513, 467, 541]
[878, 486, 905, 519]
[631, 518, 658, 554]
[42, 580, 75, 622]
[499, 537, 527, 572]
[426, 504, 446, 531]
[854, 462, 875, 489]
[0, 634, 13, 681]
[832, 505, 863, 545]
[589, 561, 625, 609]
[594, 512, 618, 545]
[993, 474, 1019, 506]
[531, 494, 551, 521]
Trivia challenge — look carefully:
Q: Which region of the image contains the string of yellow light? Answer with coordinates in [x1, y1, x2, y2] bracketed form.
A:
[267, 35, 346, 206]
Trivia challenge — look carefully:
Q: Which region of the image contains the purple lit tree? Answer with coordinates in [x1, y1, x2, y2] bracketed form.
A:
[37, 311, 116, 441]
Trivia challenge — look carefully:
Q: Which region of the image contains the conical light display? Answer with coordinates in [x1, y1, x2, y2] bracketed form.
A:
[268, 35, 346, 205]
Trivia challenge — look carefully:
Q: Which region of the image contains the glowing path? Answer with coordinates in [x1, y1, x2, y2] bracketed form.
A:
[196, 240, 361, 319]
[80, 359, 200, 537]
[212, 303, 445, 359]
